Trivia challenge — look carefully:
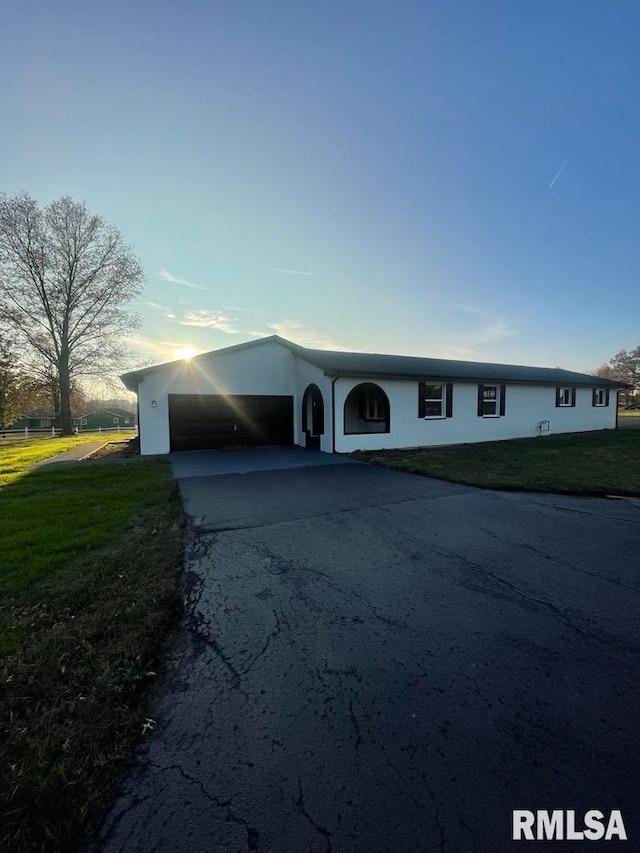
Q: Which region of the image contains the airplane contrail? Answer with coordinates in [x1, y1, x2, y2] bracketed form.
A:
[548, 160, 567, 190]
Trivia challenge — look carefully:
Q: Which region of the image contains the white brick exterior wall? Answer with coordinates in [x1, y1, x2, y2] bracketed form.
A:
[333, 378, 617, 453]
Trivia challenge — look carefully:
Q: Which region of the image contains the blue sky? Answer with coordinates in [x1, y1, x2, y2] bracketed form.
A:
[2, 0, 639, 373]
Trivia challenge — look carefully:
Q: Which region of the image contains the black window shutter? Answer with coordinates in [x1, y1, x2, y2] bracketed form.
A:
[477, 384, 484, 416]
[445, 383, 453, 418]
[358, 387, 366, 419]
[418, 382, 426, 418]
[605, 389, 610, 406]
[571, 388, 576, 407]
[499, 385, 506, 416]
[555, 388, 561, 407]
[592, 389, 597, 407]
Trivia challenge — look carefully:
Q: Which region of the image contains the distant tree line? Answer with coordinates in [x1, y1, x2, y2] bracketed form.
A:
[595, 347, 640, 406]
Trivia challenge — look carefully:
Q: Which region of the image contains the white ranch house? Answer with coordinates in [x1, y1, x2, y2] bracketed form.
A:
[121, 335, 623, 456]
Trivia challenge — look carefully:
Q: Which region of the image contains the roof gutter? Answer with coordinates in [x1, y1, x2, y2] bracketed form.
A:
[321, 370, 626, 388]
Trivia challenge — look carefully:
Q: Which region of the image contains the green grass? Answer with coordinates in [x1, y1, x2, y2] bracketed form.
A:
[0, 439, 184, 852]
[617, 411, 640, 428]
[0, 432, 130, 487]
[352, 429, 640, 496]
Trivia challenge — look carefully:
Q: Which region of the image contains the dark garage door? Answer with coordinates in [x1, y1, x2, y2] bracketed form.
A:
[168, 394, 294, 451]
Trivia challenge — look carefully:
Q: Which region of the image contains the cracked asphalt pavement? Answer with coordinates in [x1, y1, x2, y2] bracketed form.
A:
[87, 454, 640, 852]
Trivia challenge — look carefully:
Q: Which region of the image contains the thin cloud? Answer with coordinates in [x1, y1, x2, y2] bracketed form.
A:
[548, 160, 567, 190]
[250, 321, 343, 350]
[158, 268, 205, 290]
[270, 268, 314, 277]
[144, 300, 176, 319]
[176, 310, 237, 333]
[436, 306, 519, 360]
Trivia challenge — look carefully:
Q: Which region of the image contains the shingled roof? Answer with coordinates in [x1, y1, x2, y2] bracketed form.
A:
[297, 346, 623, 387]
[121, 335, 624, 390]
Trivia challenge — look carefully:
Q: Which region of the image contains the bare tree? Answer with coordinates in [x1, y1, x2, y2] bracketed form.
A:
[595, 347, 640, 406]
[0, 193, 144, 433]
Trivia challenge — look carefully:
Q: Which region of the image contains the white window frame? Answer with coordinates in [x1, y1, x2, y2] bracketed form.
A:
[423, 384, 445, 419]
[593, 389, 607, 407]
[81, 418, 87, 425]
[557, 387, 573, 407]
[481, 385, 499, 417]
[363, 389, 385, 421]
[113, 417, 119, 424]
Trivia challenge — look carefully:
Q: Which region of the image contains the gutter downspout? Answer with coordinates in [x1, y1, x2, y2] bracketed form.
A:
[331, 376, 338, 454]
[135, 385, 141, 451]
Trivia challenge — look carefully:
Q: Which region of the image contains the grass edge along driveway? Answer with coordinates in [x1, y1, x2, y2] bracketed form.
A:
[1, 439, 184, 853]
[352, 429, 640, 497]
[0, 432, 130, 484]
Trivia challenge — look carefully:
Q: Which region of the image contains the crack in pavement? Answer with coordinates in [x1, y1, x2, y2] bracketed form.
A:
[195, 487, 475, 533]
[250, 543, 413, 633]
[183, 570, 243, 680]
[469, 519, 640, 594]
[425, 542, 640, 656]
[517, 496, 640, 524]
[148, 761, 262, 851]
[296, 775, 333, 852]
[238, 609, 282, 676]
[348, 699, 362, 750]
[91, 793, 150, 852]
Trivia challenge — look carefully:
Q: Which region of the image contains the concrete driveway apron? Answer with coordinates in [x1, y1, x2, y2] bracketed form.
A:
[88, 448, 640, 852]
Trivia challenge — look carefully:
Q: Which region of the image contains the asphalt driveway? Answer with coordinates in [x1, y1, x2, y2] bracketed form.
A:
[89, 449, 640, 852]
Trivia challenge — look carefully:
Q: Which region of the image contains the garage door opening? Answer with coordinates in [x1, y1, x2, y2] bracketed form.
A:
[168, 394, 294, 452]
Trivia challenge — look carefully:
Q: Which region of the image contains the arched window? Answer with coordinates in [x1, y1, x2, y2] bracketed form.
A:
[344, 383, 390, 435]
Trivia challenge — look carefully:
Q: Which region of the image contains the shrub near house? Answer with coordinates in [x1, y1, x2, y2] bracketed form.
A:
[73, 407, 136, 431]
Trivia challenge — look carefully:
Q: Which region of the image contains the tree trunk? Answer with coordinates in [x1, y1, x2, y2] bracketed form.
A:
[58, 358, 73, 435]
[51, 376, 60, 421]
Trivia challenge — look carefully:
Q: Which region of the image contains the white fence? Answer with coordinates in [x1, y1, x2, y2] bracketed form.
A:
[1, 426, 138, 439]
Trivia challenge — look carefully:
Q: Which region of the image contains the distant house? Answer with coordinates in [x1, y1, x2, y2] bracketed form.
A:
[10, 411, 60, 429]
[73, 407, 136, 430]
[121, 335, 626, 456]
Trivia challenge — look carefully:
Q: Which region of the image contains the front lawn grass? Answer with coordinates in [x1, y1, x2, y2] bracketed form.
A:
[0, 447, 184, 852]
[352, 429, 640, 496]
[0, 432, 131, 487]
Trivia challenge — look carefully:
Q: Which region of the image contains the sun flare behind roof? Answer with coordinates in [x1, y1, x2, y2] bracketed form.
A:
[174, 346, 198, 361]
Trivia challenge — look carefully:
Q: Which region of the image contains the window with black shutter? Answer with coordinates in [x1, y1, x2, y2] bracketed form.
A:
[478, 384, 506, 417]
[556, 387, 576, 407]
[592, 388, 609, 407]
[419, 382, 454, 419]
[445, 383, 453, 418]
